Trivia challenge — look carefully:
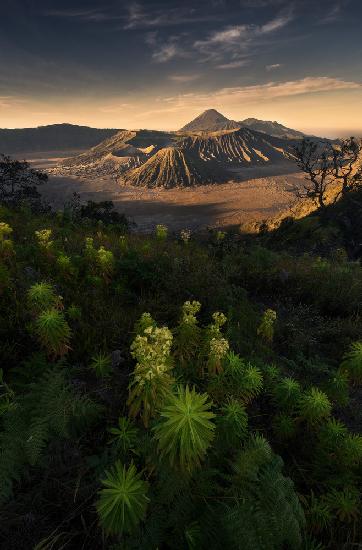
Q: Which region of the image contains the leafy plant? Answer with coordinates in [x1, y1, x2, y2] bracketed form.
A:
[298, 388, 331, 425]
[272, 377, 302, 412]
[128, 317, 174, 426]
[108, 416, 139, 458]
[257, 308, 277, 343]
[33, 308, 71, 357]
[90, 352, 112, 378]
[153, 385, 215, 472]
[27, 282, 61, 314]
[324, 487, 360, 523]
[217, 398, 248, 448]
[96, 462, 149, 535]
[340, 341, 362, 384]
[173, 300, 201, 369]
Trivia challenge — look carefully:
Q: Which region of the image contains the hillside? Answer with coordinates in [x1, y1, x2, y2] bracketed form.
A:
[1, 193, 362, 549]
[179, 128, 297, 164]
[0, 124, 119, 154]
[124, 147, 227, 188]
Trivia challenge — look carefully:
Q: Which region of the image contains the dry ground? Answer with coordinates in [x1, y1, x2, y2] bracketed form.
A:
[26, 152, 306, 232]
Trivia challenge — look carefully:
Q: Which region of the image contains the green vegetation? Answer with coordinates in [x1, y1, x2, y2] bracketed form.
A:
[1, 181, 362, 548]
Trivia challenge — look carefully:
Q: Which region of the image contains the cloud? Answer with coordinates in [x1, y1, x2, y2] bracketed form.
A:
[123, 2, 219, 30]
[163, 77, 362, 110]
[42, 8, 109, 22]
[152, 43, 182, 63]
[266, 63, 282, 70]
[168, 74, 201, 82]
[193, 9, 294, 64]
[217, 60, 250, 69]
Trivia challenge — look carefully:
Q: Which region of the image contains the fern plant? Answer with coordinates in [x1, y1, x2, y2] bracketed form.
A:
[96, 462, 149, 535]
[0, 367, 100, 503]
[340, 341, 362, 384]
[33, 308, 71, 357]
[153, 385, 215, 472]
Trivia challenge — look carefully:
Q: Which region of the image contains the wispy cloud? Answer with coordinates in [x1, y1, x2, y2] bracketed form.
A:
[42, 8, 109, 22]
[193, 8, 294, 66]
[163, 77, 362, 109]
[123, 2, 219, 30]
[266, 63, 283, 70]
[168, 74, 201, 82]
[152, 43, 183, 63]
[217, 60, 250, 69]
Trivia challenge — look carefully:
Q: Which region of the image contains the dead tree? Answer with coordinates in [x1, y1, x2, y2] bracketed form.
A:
[294, 137, 362, 209]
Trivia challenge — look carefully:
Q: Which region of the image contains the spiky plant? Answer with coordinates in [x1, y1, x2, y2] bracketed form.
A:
[340, 341, 362, 384]
[90, 352, 112, 378]
[96, 462, 149, 535]
[273, 413, 297, 441]
[223, 354, 263, 403]
[108, 416, 139, 457]
[231, 434, 273, 481]
[33, 309, 71, 357]
[257, 308, 277, 344]
[27, 282, 61, 314]
[217, 398, 248, 448]
[338, 433, 362, 467]
[305, 492, 332, 533]
[318, 417, 347, 450]
[153, 385, 215, 472]
[272, 377, 301, 412]
[173, 301, 201, 369]
[56, 253, 74, 277]
[298, 387, 331, 425]
[325, 370, 349, 406]
[67, 304, 81, 321]
[324, 487, 360, 523]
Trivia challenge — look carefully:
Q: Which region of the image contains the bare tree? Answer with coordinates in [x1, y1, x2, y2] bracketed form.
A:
[294, 137, 362, 209]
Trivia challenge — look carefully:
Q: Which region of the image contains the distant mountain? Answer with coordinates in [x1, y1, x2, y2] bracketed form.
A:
[179, 109, 306, 139]
[179, 109, 240, 133]
[238, 118, 307, 139]
[0, 124, 119, 154]
[52, 125, 297, 188]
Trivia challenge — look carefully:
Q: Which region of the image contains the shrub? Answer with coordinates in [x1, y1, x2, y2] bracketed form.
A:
[340, 341, 362, 384]
[90, 352, 112, 378]
[33, 309, 71, 357]
[153, 385, 215, 472]
[298, 388, 331, 425]
[96, 462, 149, 535]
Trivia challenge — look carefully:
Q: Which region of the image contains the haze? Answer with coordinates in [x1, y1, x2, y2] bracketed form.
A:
[1, 0, 362, 138]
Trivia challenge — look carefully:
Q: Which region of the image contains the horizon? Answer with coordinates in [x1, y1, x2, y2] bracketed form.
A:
[1, 0, 362, 138]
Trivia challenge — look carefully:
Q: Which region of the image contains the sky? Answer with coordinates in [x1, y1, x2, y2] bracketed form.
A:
[0, 0, 362, 136]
